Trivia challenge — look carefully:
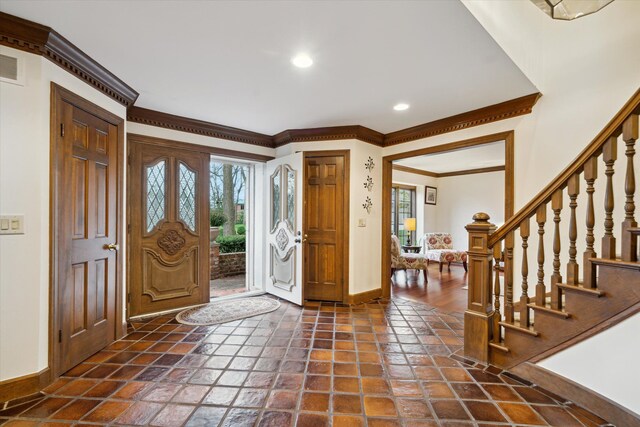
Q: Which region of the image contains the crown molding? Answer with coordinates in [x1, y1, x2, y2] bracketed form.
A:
[384, 93, 541, 146]
[393, 164, 505, 178]
[436, 165, 505, 177]
[128, 106, 274, 148]
[273, 125, 384, 147]
[0, 12, 540, 148]
[0, 12, 138, 107]
[392, 164, 438, 177]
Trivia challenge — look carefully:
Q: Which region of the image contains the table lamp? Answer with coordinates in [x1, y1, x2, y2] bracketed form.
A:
[404, 218, 416, 245]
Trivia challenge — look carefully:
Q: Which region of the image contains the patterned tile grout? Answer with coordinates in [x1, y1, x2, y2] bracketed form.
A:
[0, 297, 610, 427]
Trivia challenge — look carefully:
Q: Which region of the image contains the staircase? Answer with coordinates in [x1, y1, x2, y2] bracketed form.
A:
[464, 88, 640, 370]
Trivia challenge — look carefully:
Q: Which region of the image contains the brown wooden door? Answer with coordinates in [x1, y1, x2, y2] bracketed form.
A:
[128, 140, 210, 316]
[303, 153, 348, 302]
[54, 95, 121, 375]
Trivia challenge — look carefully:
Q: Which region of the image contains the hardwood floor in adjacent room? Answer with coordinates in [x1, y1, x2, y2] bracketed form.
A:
[392, 264, 468, 314]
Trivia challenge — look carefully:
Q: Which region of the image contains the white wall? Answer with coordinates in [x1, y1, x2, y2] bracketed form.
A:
[0, 46, 127, 381]
[391, 170, 504, 249]
[391, 169, 438, 237]
[277, 141, 383, 295]
[435, 172, 504, 248]
[538, 312, 640, 414]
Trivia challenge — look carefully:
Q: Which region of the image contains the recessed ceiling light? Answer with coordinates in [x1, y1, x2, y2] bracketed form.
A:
[393, 103, 410, 111]
[291, 53, 313, 68]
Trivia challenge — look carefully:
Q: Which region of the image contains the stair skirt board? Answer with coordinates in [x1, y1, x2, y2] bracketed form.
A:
[510, 362, 640, 427]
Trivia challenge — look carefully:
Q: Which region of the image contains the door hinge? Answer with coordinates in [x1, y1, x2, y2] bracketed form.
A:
[60, 123, 65, 137]
[127, 154, 131, 165]
[58, 329, 62, 343]
[127, 293, 131, 303]
[127, 224, 131, 233]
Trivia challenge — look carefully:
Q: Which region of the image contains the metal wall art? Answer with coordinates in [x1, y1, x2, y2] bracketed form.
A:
[365, 156, 375, 172]
[362, 196, 372, 214]
[363, 175, 373, 192]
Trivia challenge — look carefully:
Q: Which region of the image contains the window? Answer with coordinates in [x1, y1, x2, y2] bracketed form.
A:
[391, 184, 416, 245]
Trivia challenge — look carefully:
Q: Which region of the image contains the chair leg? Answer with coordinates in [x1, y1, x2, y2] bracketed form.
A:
[463, 261, 468, 272]
[423, 269, 428, 283]
[448, 262, 451, 272]
[439, 262, 443, 273]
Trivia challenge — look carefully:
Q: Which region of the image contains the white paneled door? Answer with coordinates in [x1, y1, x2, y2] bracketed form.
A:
[265, 153, 303, 305]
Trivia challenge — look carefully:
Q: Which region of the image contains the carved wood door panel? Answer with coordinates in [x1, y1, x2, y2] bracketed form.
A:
[128, 141, 209, 316]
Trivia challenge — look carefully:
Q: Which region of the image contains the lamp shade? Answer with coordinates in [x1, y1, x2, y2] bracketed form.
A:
[404, 218, 416, 232]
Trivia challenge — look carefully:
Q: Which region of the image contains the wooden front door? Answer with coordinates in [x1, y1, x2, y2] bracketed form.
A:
[52, 85, 124, 376]
[128, 139, 210, 316]
[303, 152, 349, 302]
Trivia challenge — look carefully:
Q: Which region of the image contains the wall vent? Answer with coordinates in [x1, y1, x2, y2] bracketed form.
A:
[0, 54, 24, 86]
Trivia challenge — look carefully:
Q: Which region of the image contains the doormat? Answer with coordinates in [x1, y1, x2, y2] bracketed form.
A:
[175, 296, 281, 325]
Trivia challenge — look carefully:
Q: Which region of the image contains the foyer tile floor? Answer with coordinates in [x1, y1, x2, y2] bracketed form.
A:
[0, 298, 611, 426]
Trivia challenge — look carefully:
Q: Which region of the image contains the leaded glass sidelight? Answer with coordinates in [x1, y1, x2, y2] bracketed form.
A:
[271, 168, 281, 231]
[146, 160, 166, 232]
[178, 162, 197, 231]
[286, 166, 295, 230]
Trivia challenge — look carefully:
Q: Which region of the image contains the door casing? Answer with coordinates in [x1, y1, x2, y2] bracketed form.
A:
[302, 150, 350, 304]
[49, 83, 126, 378]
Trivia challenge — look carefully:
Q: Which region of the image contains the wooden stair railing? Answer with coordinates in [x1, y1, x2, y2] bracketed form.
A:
[465, 88, 640, 368]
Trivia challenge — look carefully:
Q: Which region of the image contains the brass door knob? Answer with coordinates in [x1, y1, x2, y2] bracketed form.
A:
[105, 243, 119, 251]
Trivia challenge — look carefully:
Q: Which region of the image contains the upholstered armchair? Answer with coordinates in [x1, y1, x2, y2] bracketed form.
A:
[391, 235, 429, 282]
[420, 232, 468, 273]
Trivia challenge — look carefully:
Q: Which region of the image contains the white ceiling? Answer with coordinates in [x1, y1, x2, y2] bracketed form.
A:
[394, 140, 505, 173]
[2, 1, 537, 135]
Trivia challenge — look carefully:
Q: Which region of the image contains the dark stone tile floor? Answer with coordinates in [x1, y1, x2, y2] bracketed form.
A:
[0, 297, 611, 426]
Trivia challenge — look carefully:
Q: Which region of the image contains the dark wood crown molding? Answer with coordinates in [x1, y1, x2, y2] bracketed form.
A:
[393, 164, 505, 178]
[128, 94, 538, 150]
[127, 107, 273, 148]
[391, 164, 438, 177]
[0, 12, 138, 107]
[384, 93, 541, 146]
[0, 12, 540, 149]
[273, 125, 384, 147]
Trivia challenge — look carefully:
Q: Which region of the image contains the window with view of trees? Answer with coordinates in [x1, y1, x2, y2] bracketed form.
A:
[391, 184, 416, 245]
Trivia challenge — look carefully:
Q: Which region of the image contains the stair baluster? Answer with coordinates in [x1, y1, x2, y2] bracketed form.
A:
[583, 157, 598, 288]
[566, 174, 580, 284]
[493, 243, 502, 345]
[602, 137, 618, 259]
[550, 190, 563, 310]
[504, 231, 515, 323]
[520, 218, 531, 327]
[621, 115, 638, 262]
[535, 205, 547, 305]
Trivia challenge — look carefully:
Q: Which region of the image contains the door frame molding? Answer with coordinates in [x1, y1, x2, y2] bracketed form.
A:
[381, 131, 515, 298]
[302, 150, 351, 304]
[50, 83, 126, 378]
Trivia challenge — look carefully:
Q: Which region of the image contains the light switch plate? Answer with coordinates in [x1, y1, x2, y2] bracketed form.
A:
[358, 218, 366, 227]
[0, 215, 24, 235]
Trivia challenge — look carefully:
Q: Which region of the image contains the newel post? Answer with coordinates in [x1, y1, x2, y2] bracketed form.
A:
[464, 212, 497, 363]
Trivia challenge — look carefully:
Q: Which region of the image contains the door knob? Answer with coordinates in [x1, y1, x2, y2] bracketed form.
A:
[302, 234, 308, 243]
[105, 243, 119, 251]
